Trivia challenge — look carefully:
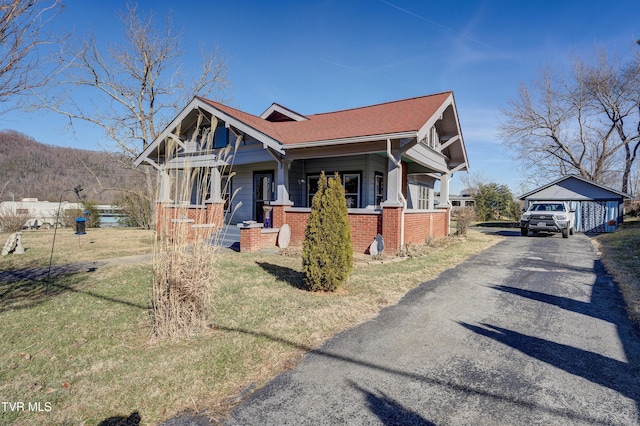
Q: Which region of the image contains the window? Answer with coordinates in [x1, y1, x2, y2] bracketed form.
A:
[307, 172, 361, 208]
[451, 200, 461, 207]
[343, 173, 360, 208]
[213, 126, 229, 149]
[417, 186, 429, 210]
[307, 175, 321, 207]
[375, 172, 384, 208]
[190, 168, 209, 205]
[221, 174, 232, 212]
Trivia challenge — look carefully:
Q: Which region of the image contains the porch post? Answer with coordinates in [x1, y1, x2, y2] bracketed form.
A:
[440, 173, 451, 207]
[438, 172, 452, 236]
[209, 167, 224, 202]
[159, 170, 171, 202]
[275, 159, 291, 204]
[381, 144, 404, 253]
[382, 150, 403, 207]
[205, 167, 226, 228]
[271, 159, 293, 228]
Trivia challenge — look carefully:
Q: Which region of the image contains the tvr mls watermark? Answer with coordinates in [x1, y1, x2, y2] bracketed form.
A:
[2, 401, 52, 412]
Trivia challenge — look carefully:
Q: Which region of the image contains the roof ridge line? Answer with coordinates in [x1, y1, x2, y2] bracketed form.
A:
[198, 92, 453, 119]
[307, 91, 453, 117]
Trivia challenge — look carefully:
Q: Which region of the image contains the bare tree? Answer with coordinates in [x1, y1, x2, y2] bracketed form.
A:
[499, 45, 640, 193]
[459, 170, 490, 195]
[577, 49, 640, 194]
[0, 0, 61, 108]
[35, 2, 230, 228]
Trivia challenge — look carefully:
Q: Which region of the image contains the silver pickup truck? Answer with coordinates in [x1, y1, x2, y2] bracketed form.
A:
[520, 201, 575, 238]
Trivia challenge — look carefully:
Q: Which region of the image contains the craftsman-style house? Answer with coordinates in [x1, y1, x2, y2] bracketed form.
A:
[134, 91, 469, 253]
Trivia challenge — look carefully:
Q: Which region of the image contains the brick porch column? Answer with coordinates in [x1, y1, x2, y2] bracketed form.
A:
[207, 201, 225, 229]
[382, 206, 403, 253]
[156, 202, 174, 237]
[270, 201, 293, 228]
[238, 223, 264, 252]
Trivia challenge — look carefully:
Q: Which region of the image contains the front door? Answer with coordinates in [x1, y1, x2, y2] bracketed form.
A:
[254, 171, 274, 224]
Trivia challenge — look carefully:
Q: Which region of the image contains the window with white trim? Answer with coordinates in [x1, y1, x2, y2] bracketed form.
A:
[307, 172, 361, 208]
[375, 172, 384, 208]
[417, 185, 429, 210]
[343, 173, 360, 208]
[221, 174, 232, 212]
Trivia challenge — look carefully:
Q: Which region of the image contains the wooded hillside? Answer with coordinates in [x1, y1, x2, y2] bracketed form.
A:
[0, 130, 142, 203]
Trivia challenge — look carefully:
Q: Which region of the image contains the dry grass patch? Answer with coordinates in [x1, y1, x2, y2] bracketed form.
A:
[0, 230, 501, 425]
[0, 228, 154, 270]
[594, 218, 640, 328]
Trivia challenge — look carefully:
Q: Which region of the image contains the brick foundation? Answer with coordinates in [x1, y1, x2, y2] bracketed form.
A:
[156, 202, 224, 242]
[239, 225, 280, 252]
[404, 209, 449, 244]
[285, 208, 383, 254]
[157, 202, 450, 253]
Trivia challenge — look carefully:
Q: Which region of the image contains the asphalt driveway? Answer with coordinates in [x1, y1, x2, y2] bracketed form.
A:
[224, 232, 640, 425]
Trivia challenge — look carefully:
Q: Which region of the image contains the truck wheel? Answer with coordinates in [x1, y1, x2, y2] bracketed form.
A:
[520, 228, 528, 236]
[562, 228, 569, 238]
[570, 227, 574, 235]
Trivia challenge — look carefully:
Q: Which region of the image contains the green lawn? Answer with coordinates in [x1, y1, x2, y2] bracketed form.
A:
[5, 221, 637, 425]
[0, 227, 155, 270]
[595, 218, 640, 328]
[0, 228, 501, 425]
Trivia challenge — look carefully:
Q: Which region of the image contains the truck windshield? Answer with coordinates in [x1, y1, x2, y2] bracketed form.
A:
[530, 203, 565, 212]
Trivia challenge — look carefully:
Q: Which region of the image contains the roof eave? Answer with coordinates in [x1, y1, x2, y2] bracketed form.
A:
[283, 131, 417, 150]
[416, 92, 469, 173]
[519, 175, 634, 200]
[134, 98, 285, 169]
[134, 96, 204, 167]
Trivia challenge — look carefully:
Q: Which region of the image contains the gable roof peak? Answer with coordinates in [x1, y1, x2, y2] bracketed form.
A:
[260, 103, 309, 122]
[519, 174, 633, 200]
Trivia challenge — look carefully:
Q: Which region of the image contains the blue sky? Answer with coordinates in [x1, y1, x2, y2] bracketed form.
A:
[3, 0, 640, 195]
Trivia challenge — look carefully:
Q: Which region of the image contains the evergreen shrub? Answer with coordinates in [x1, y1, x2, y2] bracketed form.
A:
[302, 172, 354, 291]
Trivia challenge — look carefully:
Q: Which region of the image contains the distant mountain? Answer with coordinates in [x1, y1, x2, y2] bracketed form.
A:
[0, 129, 140, 204]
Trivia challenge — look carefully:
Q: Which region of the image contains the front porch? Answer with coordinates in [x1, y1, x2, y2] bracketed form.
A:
[271, 205, 450, 254]
[156, 201, 450, 254]
[155, 148, 454, 254]
[137, 92, 468, 254]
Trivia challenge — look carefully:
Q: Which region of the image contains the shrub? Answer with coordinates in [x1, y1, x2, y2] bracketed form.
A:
[302, 172, 354, 291]
[474, 182, 516, 221]
[66, 200, 101, 230]
[151, 241, 218, 339]
[455, 207, 476, 236]
[115, 191, 154, 229]
[0, 207, 32, 233]
[150, 124, 239, 339]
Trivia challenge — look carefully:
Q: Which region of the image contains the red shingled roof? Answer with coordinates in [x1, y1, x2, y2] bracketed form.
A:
[197, 92, 453, 145]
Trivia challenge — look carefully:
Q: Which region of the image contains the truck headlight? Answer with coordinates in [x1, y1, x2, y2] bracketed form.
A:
[555, 214, 567, 220]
